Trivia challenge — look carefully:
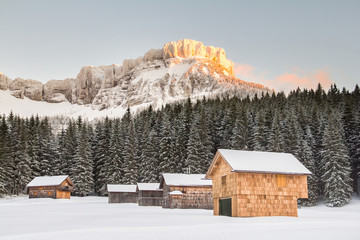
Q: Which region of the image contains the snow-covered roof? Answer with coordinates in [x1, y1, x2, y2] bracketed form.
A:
[107, 184, 137, 193]
[137, 183, 161, 191]
[169, 190, 183, 195]
[161, 173, 212, 187]
[27, 175, 70, 187]
[216, 149, 311, 175]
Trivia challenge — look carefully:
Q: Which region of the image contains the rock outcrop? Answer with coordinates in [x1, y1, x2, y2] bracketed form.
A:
[9, 78, 43, 101]
[43, 78, 75, 103]
[163, 39, 234, 76]
[0, 72, 13, 90]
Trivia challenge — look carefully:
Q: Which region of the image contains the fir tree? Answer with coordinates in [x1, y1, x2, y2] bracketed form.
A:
[9, 117, 32, 195]
[95, 117, 112, 195]
[252, 111, 267, 151]
[141, 129, 160, 182]
[186, 108, 213, 173]
[230, 109, 248, 150]
[38, 117, 52, 176]
[64, 120, 77, 177]
[107, 119, 123, 184]
[267, 110, 285, 152]
[26, 115, 41, 178]
[73, 122, 94, 196]
[158, 114, 174, 173]
[123, 120, 139, 184]
[0, 116, 10, 195]
[297, 128, 318, 206]
[321, 111, 352, 207]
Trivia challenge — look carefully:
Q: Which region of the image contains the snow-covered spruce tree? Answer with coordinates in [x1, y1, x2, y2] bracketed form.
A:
[310, 107, 326, 194]
[321, 111, 352, 207]
[252, 111, 268, 151]
[63, 120, 77, 177]
[54, 128, 67, 175]
[199, 107, 214, 171]
[9, 117, 32, 195]
[267, 110, 285, 152]
[26, 115, 41, 178]
[219, 108, 234, 149]
[158, 113, 175, 174]
[107, 119, 123, 184]
[38, 117, 53, 176]
[96, 117, 112, 195]
[170, 117, 187, 173]
[135, 114, 151, 183]
[176, 100, 192, 165]
[48, 134, 60, 175]
[230, 109, 248, 150]
[122, 119, 139, 184]
[342, 97, 360, 192]
[0, 116, 10, 195]
[212, 103, 225, 152]
[186, 108, 213, 173]
[92, 121, 104, 193]
[73, 122, 94, 196]
[141, 129, 160, 182]
[297, 127, 319, 206]
[352, 85, 360, 185]
[283, 112, 301, 156]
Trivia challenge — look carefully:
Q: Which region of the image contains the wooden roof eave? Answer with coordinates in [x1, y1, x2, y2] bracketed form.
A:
[138, 189, 163, 192]
[231, 170, 312, 175]
[205, 150, 234, 179]
[166, 184, 212, 187]
[60, 177, 74, 187]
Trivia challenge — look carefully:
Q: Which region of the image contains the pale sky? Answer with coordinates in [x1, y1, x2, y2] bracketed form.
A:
[0, 0, 359, 92]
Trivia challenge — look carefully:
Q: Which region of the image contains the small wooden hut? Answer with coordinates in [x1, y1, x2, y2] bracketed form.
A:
[160, 173, 213, 209]
[136, 183, 163, 206]
[27, 175, 74, 199]
[205, 149, 311, 217]
[107, 184, 137, 203]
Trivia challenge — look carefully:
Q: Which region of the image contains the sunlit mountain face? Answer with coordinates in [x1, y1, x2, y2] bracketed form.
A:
[0, 39, 272, 119]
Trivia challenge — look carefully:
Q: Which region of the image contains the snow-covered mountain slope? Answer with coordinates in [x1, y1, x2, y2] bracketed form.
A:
[0, 90, 148, 121]
[0, 39, 272, 118]
[0, 90, 118, 120]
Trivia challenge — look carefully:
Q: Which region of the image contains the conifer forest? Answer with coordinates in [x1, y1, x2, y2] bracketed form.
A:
[0, 84, 359, 207]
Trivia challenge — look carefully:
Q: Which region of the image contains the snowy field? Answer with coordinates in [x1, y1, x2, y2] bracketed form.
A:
[0, 196, 359, 240]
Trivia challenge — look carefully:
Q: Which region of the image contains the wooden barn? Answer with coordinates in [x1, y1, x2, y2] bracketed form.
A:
[27, 175, 74, 199]
[107, 184, 137, 203]
[205, 149, 311, 217]
[136, 183, 163, 206]
[160, 173, 213, 209]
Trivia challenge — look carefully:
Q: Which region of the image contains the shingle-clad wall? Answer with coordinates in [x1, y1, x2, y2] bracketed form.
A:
[162, 185, 213, 209]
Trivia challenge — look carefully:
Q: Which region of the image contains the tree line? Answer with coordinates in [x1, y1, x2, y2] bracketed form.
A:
[0, 84, 359, 207]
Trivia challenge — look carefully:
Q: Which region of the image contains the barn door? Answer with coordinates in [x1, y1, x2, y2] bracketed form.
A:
[219, 198, 232, 217]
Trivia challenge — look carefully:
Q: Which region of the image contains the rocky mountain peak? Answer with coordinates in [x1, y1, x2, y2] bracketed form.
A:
[1, 39, 271, 115]
[163, 39, 234, 76]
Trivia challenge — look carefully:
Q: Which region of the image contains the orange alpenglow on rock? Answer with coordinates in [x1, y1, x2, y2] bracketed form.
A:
[163, 39, 234, 76]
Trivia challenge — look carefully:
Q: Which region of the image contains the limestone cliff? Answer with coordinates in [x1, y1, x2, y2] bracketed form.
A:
[163, 39, 234, 76]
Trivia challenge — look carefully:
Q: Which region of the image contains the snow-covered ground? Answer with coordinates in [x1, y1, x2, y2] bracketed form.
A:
[0, 196, 359, 240]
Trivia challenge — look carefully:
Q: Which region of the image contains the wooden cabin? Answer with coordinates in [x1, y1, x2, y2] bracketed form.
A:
[107, 184, 137, 203]
[136, 183, 163, 206]
[27, 175, 74, 199]
[160, 173, 213, 209]
[205, 149, 311, 217]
